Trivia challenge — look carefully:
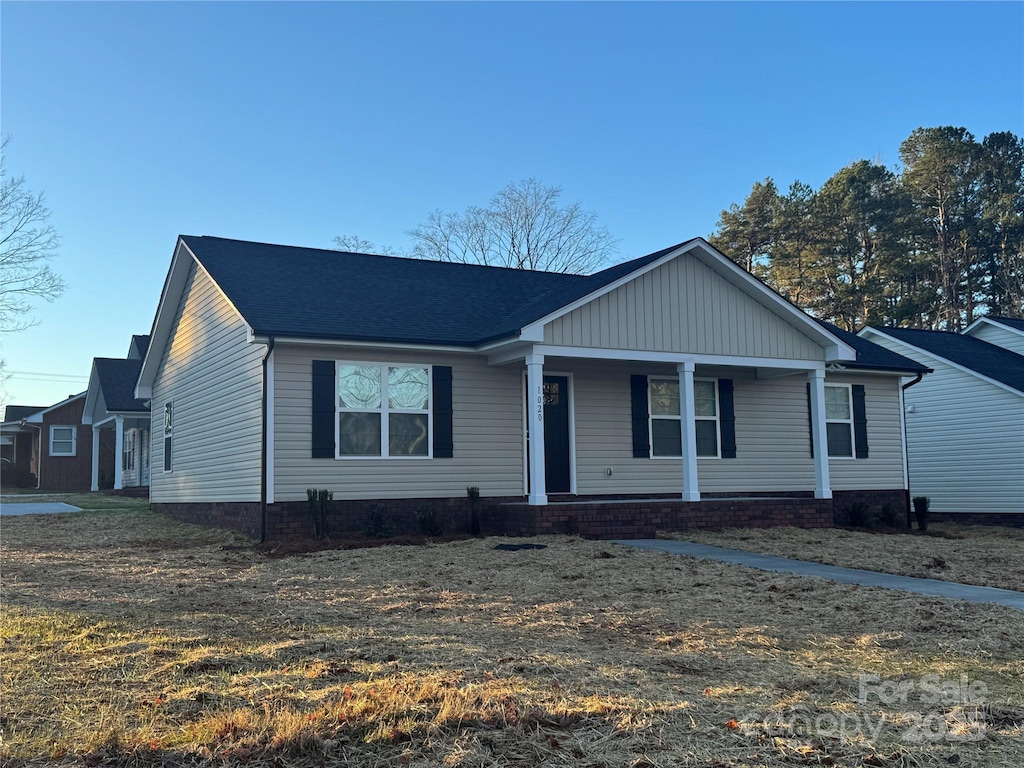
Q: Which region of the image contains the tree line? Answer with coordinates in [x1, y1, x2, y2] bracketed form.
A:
[709, 127, 1024, 331]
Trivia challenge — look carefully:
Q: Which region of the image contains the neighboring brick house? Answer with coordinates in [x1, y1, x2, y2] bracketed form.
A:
[6, 394, 116, 491]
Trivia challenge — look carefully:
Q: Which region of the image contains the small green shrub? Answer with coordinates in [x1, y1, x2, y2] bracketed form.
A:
[414, 504, 443, 537]
[878, 504, 901, 528]
[362, 503, 393, 538]
[466, 486, 481, 536]
[844, 502, 871, 528]
[912, 496, 930, 532]
[306, 488, 333, 540]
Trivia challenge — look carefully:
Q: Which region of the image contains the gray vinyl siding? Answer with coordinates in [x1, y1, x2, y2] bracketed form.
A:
[825, 374, 906, 491]
[543, 253, 823, 360]
[867, 334, 1024, 514]
[569, 362, 904, 495]
[273, 345, 525, 501]
[149, 263, 264, 503]
[967, 323, 1024, 356]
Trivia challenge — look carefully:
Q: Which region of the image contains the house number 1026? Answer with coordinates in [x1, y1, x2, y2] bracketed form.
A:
[536, 386, 544, 422]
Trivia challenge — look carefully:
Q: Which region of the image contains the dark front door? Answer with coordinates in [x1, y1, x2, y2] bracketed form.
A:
[542, 376, 571, 493]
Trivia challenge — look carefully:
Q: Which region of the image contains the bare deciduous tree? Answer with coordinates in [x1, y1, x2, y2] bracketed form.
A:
[332, 234, 399, 256]
[1, 139, 65, 333]
[409, 179, 617, 274]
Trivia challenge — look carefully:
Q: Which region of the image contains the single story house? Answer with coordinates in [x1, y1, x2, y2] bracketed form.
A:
[137, 235, 928, 539]
[859, 323, 1024, 520]
[0, 394, 114, 491]
[82, 335, 152, 492]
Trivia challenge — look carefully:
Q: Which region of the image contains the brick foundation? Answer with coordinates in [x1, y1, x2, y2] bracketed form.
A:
[930, 512, 1024, 527]
[153, 489, 911, 541]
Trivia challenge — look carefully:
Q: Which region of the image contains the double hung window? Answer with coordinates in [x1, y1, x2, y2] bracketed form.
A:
[649, 378, 720, 458]
[824, 384, 854, 457]
[163, 402, 173, 472]
[123, 430, 136, 471]
[337, 364, 431, 457]
[50, 426, 76, 456]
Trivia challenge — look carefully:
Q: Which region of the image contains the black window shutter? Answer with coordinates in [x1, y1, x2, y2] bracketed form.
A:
[432, 366, 454, 458]
[311, 360, 335, 458]
[806, 382, 814, 458]
[852, 384, 869, 459]
[630, 375, 650, 458]
[718, 379, 736, 459]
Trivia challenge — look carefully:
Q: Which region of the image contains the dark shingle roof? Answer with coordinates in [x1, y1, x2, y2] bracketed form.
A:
[180, 235, 922, 374]
[870, 326, 1024, 393]
[181, 235, 690, 346]
[987, 316, 1024, 332]
[2, 405, 45, 422]
[131, 335, 151, 359]
[817, 322, 931, 374]
[95, 358, 148, 412]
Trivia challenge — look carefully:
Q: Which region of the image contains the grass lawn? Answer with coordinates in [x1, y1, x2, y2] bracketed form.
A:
[1, 498, 1022, 767]
[662, 524, 1024, 593]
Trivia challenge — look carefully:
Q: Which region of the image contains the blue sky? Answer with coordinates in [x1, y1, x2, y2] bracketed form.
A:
[2, 1, 1022, 408]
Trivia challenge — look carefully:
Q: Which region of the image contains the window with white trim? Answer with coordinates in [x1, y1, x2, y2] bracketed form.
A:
[163, 402, 173, 472]
[825, 384, 853, 457]
[649, 378, 720, 458]
[49, 426, 76, 456]
[337, 363, 431, 458]
[123, 429, 136, 471]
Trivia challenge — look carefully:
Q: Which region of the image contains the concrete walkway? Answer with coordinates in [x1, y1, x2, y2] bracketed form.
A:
[614, 539, 1024, 610]
[0, 502, 84, 516]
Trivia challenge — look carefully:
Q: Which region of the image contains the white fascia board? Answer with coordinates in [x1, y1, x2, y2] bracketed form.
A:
[518, 238, 856, 362]
[25, 391, 87, 423]
[81, 361, 101, 424]
[859, 327, 1024, 397]
[135, 239, 254, 399]
[964, 316, 1024, 339]
[136, 239, 191, 399]
[531, 344, 825, 370]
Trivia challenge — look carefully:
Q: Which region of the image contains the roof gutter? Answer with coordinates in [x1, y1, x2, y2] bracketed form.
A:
[901, 371, 925, 391]
[260, 336, 275, 544]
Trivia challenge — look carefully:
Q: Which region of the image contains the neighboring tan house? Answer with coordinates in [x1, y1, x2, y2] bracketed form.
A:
[82, 335, 152, 492]
[859, 324, 1024, 518]
[136, 235, 928, 539]
[0, 394, 115, 491]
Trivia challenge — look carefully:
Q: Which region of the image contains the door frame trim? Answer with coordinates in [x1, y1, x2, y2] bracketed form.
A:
[521, 370, 577, 496]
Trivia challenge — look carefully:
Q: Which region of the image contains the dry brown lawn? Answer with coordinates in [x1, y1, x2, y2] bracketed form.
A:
[661, 524, 1024, 594]
[1, 500, 1023, 767]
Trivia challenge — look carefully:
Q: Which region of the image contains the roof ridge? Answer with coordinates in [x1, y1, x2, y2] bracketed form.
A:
[182, 234, 599, 278]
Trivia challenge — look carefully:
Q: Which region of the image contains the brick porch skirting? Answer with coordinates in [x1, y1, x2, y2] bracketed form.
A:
[929, 512, 1024, 527]
[152, 489, 909, 541]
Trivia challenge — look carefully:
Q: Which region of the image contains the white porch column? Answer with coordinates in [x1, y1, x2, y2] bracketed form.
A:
[525, 353, 547, 506]
[90, 427, 100, 492]
[677, 362, 700, 502]
[808, 369, 832, 499]
[113, 416, 124, 491]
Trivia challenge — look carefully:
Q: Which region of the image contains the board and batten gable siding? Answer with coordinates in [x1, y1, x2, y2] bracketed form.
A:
[272, 345, 525, 501]
[150, 262, 264, 503]
[567, 361, 905, 495]
[867, 334, 1024, 514]
[966, 322, 1024, 356]
[543, 252, 824, 360]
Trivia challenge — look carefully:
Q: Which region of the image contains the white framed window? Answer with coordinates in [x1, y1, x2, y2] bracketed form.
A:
[337, 363, 431, 458]
[649, 377, 720, 458]
[49, 426, 76, 456]
[123, 430, 136, 472]
[825, 384, 854, 458]
[163, 402, 173, 472]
